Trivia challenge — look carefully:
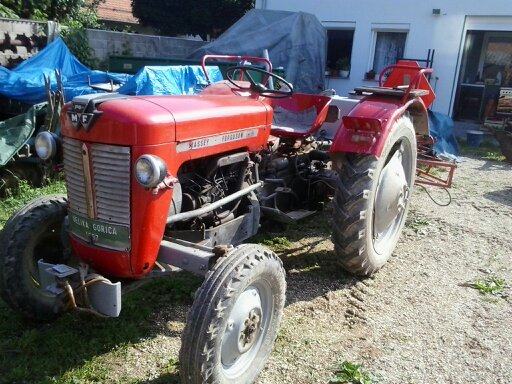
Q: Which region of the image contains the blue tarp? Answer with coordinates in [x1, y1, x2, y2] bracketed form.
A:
[118, 65, 223, 96]
[0, 38, 130, 104]
[428, 110, 459, 160]
[0, 37, 223, 104]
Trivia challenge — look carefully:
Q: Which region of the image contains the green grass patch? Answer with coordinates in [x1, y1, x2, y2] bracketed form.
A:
[331, 361, 375, 384]
[459, 141, 505, 162]
[0, 179, 66, 230]
[260, 236, 292, 251]
[0, 274, 200, 383]
[405, 216, 430, 233]
[471, 276, 507, 295]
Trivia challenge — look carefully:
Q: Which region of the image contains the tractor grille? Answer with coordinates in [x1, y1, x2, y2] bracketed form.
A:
[63, 137, 131, 226]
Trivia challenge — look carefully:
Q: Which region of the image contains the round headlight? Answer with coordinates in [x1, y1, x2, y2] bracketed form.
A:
[135, 155, 167, 188]
[35, 131, 57, 160]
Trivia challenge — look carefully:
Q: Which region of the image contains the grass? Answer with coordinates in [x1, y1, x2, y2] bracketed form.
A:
[0, 178, 66, 230]
[458, 140, 506, 162]
[471, 276, 507, 296]
[0, 179, 201, 383]
[405, 216, 430, 233]
[0, 275, 200, 383]
[331, 361, 374, 384]
[260, 236, 292, 251]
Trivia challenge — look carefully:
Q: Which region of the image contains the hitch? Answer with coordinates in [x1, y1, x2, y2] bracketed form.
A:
[37, 260, 122, 317]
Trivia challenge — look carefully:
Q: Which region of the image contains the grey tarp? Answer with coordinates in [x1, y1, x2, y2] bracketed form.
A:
[189, 9, 326, 94]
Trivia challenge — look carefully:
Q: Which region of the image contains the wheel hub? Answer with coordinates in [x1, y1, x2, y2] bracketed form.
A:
[221, 286, 266, 376]
[238, 309, 261, 353]
[373, 146, 410, 246]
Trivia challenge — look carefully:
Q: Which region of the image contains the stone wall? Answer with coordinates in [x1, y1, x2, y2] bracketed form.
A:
[86, 29, 207, 62]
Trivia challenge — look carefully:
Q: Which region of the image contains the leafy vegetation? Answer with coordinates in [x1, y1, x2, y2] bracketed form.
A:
[471, 276, 507, 296]
[1, 0, 101, 67]
[405, 216, 430, 233]
[0, 179, 66, 230]
[132, 0, 254, 40]
[331, 361, 374, 384]
[260, 236, 293, 251]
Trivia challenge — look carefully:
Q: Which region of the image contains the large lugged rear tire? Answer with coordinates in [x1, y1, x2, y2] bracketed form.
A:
[180, 244, 286, 384]
[331, 116, 417, 276]
[0, 195, 70, 321]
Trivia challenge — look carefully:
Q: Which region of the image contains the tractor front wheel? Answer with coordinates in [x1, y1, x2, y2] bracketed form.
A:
[0, 195, 71, 321]
[331, 116, 417, 276]
[180, 244, 286, 384]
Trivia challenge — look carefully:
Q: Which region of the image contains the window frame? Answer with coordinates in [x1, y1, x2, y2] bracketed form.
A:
[323, 21, 356, 79]
[368, 26, 410, 76]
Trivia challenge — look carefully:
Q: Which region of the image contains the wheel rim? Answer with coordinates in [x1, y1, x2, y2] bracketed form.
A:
[221, 282, 273, 378]
[372, 140, 413, 254]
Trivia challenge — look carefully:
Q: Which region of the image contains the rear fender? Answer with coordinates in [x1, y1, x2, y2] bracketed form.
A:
[329, 96, 429, 158]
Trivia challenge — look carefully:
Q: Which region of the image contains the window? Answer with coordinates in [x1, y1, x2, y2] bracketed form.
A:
[326, 29, 355, 76]
[372, 31, 407, 74]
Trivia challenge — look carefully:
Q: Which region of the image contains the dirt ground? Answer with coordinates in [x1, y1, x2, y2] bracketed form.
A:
[1, 155, 511, 384]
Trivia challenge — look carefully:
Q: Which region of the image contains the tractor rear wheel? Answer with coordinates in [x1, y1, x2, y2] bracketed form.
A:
[331, 116, 417, 276]
[180, 244, 286, 384]
[0, 195, 71, 321]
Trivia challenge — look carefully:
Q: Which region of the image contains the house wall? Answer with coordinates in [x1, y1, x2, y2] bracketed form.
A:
[86, 29, 207, 63]
[255, 0, 512, 116]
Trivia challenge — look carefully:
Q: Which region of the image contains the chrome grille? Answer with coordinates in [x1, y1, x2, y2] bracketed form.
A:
[91, 144, 131, 225]
[62, 138, 131, 226]
[63, 137, 87, 215]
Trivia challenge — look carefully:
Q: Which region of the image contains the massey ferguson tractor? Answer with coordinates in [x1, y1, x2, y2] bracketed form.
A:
[0, 55, 448, 383]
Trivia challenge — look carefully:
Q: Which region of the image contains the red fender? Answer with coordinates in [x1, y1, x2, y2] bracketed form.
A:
[329, 96, 429, 157]
[330, 60, 433, 158]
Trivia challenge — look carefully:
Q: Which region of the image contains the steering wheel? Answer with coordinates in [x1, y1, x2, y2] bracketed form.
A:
[225, 65, 293, 98]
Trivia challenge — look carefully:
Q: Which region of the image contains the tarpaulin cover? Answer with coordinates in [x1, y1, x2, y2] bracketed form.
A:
[118, 65, 223, 96]
[428, 110, 459, 160]
[0, 103, 46, 166]
[0, 38, 129, 104]
[189, 9, 326, 94]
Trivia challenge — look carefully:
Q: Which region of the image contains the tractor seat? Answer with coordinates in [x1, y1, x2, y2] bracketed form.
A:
[270, 93, 332, 139]
[353, 86, 429, 98]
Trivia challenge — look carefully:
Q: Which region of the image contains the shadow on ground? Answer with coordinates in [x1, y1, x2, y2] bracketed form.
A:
[484, 187, 512, 208]
[0, 213, 358, 383]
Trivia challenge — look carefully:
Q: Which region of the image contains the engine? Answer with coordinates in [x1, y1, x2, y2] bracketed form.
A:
[171, 152, 251, 230]
[258, 137, 336, 218]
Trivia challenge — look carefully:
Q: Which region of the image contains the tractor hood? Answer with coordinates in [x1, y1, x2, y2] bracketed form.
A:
[137, 95, 272, 142]
[61, 94, 272, 146]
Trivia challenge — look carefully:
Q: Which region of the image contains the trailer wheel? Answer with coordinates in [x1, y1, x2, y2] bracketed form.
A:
[0, 195, 71, 321]
[180, 244, 286, 384]
[331, 116, 417, 276]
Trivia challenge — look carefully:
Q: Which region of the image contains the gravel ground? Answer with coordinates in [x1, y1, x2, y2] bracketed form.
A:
[5, 155, 508, 384]
[258, 155, 512, 384]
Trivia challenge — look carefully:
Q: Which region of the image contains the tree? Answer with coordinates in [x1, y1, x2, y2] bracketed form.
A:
[1, 0, 102, 68]
[132, 0, 254, 40]
[0, 0, 102, 27]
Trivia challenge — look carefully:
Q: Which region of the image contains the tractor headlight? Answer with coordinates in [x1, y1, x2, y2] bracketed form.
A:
[35, 131, 58, 160]
[135, 155, 167, 188]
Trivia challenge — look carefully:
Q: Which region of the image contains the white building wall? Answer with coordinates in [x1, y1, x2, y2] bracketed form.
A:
[255, 0, 512, 116]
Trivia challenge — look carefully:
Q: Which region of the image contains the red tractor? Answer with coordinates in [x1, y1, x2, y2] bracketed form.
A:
[0, 55, 438, 383]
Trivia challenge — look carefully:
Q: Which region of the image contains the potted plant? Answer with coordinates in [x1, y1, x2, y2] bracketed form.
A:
[365, 69, 376, 81]
[337, 57, 350, 78]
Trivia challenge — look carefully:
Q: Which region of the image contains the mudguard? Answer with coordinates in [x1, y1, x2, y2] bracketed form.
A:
[330, 61, 433, 158]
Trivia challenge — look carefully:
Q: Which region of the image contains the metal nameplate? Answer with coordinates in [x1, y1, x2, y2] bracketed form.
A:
[68, 211, 130, 252]
[176, 128, 259, 153]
